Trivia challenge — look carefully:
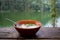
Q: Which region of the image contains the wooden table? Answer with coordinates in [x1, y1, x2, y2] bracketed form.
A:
[0, 27, 60, 40]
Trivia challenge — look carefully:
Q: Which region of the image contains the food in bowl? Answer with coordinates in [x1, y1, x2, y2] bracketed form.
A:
[14, 20, 41, 36]
[17, 24, 39, 28]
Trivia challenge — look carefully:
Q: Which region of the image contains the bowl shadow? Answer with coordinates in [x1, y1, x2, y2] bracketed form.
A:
[18, 34, 38, 39]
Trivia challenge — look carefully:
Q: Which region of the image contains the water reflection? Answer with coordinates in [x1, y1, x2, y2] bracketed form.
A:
[44, 17, 60, 27]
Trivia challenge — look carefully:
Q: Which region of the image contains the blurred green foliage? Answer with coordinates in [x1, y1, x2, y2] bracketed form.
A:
[0, 0, 60, 27]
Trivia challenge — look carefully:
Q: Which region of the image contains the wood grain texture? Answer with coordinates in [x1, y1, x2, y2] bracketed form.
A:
[0, 27, 60, 39]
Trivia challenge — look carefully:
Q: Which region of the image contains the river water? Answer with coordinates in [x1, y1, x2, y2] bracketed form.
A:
[44, 17, 60, 27]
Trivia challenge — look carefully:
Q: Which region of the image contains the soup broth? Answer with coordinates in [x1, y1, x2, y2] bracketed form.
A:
[18, 24, 38, 28]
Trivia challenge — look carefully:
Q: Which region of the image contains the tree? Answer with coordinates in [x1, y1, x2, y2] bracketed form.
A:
[50, 0, 57, 27]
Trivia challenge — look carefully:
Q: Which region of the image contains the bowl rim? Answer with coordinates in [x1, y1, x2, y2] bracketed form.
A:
[14, 20, 42, 29]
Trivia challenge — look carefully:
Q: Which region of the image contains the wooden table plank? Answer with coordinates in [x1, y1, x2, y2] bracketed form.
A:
[0, 27, 60, 39]
[0, 39, 60, 40]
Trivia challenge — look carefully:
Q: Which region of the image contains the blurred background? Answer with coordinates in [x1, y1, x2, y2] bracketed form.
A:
[0, 0, 60, 27]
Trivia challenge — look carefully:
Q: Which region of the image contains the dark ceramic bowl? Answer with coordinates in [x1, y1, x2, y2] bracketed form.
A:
[14, 20, 41, 36]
